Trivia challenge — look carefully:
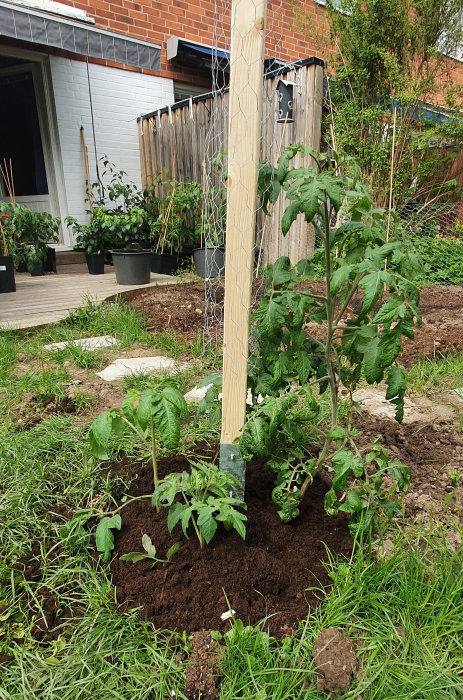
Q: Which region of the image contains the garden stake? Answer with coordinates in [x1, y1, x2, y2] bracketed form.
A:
[219, 0, 267, 496]
[80, 126, 94, 216]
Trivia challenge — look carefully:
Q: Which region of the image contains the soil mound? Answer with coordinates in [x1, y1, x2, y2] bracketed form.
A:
[110, 453, 353, 637]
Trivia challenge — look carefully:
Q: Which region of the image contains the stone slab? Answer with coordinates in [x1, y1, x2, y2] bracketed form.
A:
[44, 335, 117, 352]
[97, 356, 189, 382]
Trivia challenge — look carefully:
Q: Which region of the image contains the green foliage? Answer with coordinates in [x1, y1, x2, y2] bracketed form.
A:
[152, 461, 247, 548]
[151, 175, 202, 253]
[324, 440, 410, 536]
[323, 0, 463, 210]
[66, 207, 119, 255]
[410, 231, 463, 285]
[0, 201, 59, 270]
[88, 386, 189, 490]
[120, 534, 180, 568]
[246, 147, 419, 529]
[95, 514, 122, 562]
[90, 157, 143, 213]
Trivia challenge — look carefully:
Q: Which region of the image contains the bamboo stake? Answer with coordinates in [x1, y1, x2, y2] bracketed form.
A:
[386, 105, 397, 243]
[9, 159, 14, 202]
[80, 127, 94, 216]
[0, 220, 8, 256]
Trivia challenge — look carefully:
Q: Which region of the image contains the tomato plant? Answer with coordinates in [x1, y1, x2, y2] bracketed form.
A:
[244, 147, 420, 534]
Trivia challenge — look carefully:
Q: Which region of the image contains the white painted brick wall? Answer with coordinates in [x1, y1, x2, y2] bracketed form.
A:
[50, 56, 173, 244]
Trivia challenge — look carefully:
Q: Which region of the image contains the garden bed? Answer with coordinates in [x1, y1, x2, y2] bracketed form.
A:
[128, 281, 463, 365]
[109, 451, 353, 637]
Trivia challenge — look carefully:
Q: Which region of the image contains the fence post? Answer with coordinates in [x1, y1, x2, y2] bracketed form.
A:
[219, 0, 267, 492]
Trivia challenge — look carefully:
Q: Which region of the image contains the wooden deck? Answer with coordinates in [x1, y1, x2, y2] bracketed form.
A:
[0, 268, 177, 330]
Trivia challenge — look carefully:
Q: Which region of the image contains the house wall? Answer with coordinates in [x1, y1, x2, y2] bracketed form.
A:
[49, 55, 173, 241]
[65, 0, 332, 84]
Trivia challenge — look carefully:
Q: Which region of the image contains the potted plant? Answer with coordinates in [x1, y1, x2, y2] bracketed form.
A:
[0, 213, 16, 293]
[13, 206, 60, 275]
[149, 178, 201, 274]
[109, 206, 152, 285]
[67, 207, 113, 275]
[194, 157, 226, 278]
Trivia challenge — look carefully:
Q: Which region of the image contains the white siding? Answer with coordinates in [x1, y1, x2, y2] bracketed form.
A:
[49, 56, 173, 243]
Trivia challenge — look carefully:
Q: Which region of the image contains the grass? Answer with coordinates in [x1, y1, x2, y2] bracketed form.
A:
[406, 352, 463, 396]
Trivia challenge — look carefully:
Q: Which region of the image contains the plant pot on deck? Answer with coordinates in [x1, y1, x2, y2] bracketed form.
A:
[151, 252, 178, 275]
[111, 249, 151, 285]
[193, 246, 225, 278]
[44, 246, 57, 273]
[0, 255, 16, 293]
[85, 252, 105, 275]
[30, 262, 45, 276]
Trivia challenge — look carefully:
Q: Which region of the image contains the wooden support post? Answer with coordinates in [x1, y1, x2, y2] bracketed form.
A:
[219, 0, 267, 491]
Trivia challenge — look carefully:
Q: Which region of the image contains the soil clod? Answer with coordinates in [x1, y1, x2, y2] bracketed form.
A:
[312, 628, 357, 696]
[185, 630, 223, 700]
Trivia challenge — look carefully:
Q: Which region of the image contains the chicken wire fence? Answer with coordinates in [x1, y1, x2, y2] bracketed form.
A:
[201, 0, 323, 359]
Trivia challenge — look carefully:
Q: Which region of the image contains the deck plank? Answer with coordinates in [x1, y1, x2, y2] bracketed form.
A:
[0, 270, 178, 329]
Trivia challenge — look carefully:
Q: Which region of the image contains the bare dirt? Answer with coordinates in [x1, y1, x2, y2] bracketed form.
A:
[184, 630, 224, 700]
[128, 282, 463, 366]
[109, 450, 353, 638]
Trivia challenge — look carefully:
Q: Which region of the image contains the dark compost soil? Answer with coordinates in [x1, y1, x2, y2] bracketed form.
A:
[128, 282, 463, 366]
[109, 451, 353, 637]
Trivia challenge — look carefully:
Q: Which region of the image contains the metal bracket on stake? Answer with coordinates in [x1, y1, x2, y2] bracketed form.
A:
[219, 443, 245, 500]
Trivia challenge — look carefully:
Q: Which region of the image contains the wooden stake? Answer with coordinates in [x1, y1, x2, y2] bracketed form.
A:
[80, 126, 94, 216]
[220, 0, 267, 487]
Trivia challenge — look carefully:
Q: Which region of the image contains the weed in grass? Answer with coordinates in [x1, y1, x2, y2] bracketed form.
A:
[448, 469, 463, 487]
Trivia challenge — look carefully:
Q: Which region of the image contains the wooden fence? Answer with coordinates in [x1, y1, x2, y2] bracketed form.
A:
[138, 58, 324, 264]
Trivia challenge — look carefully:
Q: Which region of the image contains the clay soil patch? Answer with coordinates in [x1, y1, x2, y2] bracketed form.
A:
[109, 451, 352, 637]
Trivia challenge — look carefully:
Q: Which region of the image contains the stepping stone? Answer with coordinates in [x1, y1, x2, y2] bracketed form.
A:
[184, 384, 213, 402]
[97, 356, 189, 382]
[44, 335, 117, 352]
[183, 384, 265, 405]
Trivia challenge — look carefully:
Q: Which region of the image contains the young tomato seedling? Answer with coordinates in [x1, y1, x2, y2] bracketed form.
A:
[152, 461, 247, 548]
[120, 534, 180, 568]
[89, 385, 188, 495]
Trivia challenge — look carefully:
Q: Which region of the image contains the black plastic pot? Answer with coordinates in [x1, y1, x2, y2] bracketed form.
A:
[193, 246, 225, 278]
[151, 253, 178, 275]
[85, 252, 105, 275]
[15, 258, 27, 273]
[30, 262, 44, 276]
[44, 246, 57, 273]
[0, 255, 16, 293]
[111, 249, 151, 285]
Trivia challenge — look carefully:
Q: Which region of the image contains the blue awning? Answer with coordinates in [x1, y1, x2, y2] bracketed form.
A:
[181, 42, 229, 61]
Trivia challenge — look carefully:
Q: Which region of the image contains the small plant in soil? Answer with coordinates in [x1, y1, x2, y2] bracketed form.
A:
[120, 534, 180, 568]
[246, 147, 421, 535]
[89, 386, 189, 494]
[152, 461, 247, 548]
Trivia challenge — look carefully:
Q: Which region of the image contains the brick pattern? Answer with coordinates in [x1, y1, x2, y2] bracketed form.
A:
[63, 0, 332, 83]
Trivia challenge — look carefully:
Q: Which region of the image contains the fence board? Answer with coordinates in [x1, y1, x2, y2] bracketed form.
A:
[138, 61, 323, 263]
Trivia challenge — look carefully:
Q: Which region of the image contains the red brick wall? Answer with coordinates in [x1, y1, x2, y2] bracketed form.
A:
[63, 0, 332, 83]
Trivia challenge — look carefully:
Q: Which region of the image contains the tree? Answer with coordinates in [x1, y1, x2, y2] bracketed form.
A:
[322, 0, 463, 212]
